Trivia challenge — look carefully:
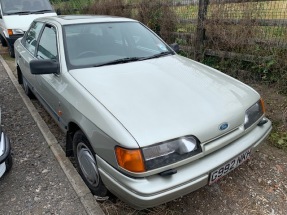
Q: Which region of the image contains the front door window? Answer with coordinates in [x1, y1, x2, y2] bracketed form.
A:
[24, 21, 44, 55]
[37, 25, 58, 60]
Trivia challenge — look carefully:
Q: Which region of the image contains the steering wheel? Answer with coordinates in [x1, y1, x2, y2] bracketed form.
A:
[77, 51, 98, 58]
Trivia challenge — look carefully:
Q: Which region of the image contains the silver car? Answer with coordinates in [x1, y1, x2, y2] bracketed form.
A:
[14, 15, 272, 209]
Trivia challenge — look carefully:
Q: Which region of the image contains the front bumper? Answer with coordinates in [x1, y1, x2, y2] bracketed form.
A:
[97, 119, 272, 209]
[0, 131, 11, 177]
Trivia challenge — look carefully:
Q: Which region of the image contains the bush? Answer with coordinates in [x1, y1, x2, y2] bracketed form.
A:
[136, 0, 177, 43]
[82, 0, 132, 18]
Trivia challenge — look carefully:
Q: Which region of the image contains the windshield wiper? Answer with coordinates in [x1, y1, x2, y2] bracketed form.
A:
[6, 11, 32, 15]
[31, 9, 54, 14]
[93, 57, 141, 67]
[93, 52, 173, 67]
[140, 51, 173, 60]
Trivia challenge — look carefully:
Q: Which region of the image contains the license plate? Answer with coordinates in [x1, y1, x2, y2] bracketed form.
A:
[209, 148, 251, 185]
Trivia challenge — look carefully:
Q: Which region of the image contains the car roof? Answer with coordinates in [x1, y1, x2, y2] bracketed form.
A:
[36, 15, 137, 25]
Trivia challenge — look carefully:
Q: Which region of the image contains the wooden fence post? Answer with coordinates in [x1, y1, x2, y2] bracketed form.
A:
[195, 0, 210, 61]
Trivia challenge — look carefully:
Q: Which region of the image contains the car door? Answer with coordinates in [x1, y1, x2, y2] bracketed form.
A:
[34, 23, 66, 126]
[19, 21, 44, 88]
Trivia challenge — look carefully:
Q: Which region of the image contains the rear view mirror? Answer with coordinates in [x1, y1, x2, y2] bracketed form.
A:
[30, 59, 59, 75]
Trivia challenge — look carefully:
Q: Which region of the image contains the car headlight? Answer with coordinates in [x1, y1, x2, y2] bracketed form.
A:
[244, 98, 265, 129]
[115, 136, 202, 173]
[142, 136, 201, 171]
[8, 29, 24, 36]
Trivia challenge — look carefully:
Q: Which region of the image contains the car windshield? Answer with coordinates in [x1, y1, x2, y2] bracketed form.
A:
[0, 0, 53, 15]
[63, 22, 173, 69]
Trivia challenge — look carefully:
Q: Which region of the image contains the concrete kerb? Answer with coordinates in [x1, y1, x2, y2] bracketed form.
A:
[0, 55, 105, 215]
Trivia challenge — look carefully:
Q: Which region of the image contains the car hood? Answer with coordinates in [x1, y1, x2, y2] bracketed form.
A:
[69, 55, 259, 147]
[2, 13, 56, 31]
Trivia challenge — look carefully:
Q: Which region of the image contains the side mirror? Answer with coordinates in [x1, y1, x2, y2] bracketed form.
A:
[170, 43, 180, 53]
[30, 59, 59, 75]
[56, 9, 62, 15]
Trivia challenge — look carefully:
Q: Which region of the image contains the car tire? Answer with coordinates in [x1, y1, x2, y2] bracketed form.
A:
[17, 66, 23, 84]
[73, 130, 108, 197]
[0, 35, 7, 47]
[8, 45, 15, 58]
[22, 75, 35, 99]
[4, 154, 12, 173]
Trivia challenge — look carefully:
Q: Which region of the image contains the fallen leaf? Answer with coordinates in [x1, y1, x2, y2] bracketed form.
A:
[274, 184, 280, 189]
[268, 187, 274, 193]
[276, 165, 283, 173]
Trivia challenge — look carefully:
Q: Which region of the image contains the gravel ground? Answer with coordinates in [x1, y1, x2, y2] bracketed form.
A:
[2, 47, 287, 215]
[0, 60, 87, 214]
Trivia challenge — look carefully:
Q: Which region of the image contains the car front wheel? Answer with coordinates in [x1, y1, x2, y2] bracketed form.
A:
[73, 130, 108, 197]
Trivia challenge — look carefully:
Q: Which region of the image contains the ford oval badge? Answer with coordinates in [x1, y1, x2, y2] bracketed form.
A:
[219, 122, 229, 131]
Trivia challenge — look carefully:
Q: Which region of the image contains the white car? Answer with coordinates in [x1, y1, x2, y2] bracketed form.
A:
[0, 108, 12, 178]
[14, 15, 272, 209]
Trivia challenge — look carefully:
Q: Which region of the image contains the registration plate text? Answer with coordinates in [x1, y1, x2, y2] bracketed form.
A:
[209, 149, 251, 185]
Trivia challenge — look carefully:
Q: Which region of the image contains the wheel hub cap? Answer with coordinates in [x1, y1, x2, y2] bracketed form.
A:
[77, 142, 99, 186]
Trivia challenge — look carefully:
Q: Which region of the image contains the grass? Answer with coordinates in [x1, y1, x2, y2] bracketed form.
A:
[258, 26, 287, 40]
[176, 23, 196, 33]
[270, 131, 287, 151]
[173, 5, 198, 20]
[172, 0, 287, 20]
[207, 0, 287, 20]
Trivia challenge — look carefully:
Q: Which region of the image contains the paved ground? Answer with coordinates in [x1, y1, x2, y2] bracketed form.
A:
[0, 60, 88, 214]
